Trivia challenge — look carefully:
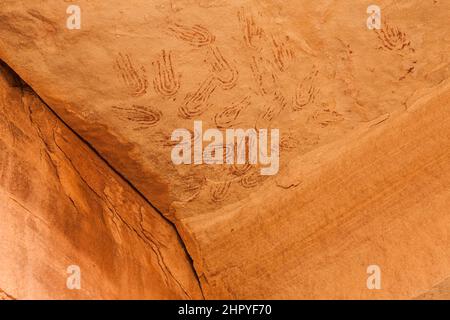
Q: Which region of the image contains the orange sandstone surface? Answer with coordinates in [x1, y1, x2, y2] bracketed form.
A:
[0, 0, 449, 299]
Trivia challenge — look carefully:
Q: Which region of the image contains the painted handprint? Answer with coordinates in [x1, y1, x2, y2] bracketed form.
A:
[114, 53, 148, 97]
[153, 50, 180, 97]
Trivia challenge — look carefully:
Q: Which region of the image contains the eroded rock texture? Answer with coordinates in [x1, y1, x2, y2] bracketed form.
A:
[0, 0, 450, 299]
[0, 62, 202, 299]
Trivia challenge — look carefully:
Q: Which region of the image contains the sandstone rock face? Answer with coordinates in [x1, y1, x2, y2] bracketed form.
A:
[0, 0, 450, 299]
[0, 62, 201, 299]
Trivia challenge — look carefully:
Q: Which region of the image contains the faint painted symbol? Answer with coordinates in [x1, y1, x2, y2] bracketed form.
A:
[153, 50, 180, 97]
[114, 53, 148, 97]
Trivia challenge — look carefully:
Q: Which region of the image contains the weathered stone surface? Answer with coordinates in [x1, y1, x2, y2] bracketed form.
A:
[1, 0, 449, 216]
[0, 62, 202, 299]
[415, 277, 450, 300]
[184, 80, 450, 298]
[0, 0, 449, 299]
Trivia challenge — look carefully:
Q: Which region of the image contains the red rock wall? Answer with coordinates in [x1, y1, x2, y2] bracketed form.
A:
[0, 63, 202, 299]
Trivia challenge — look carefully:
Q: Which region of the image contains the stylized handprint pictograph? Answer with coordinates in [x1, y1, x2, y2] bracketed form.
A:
[375, 22, 416, 80]
[214, 96, 250, 129]
[250, 55, 277, 96]
[113, 105, 162, 130]
[209, 180, 232, 202]
[178, 78, 217, 119]
[168, 22, 215, 47]
[308, 105, 344, 128]
[226, 136, 254, 176]
[175, 174, 205, 202]
[169, 21, 241, 119]
[153, 50, 180, 97]
[279, 133, 299, 151]
[239, 169, 267, 189]
[237, 7, 264, 49]
[178, 46, 238, 119]
[208, 46, 239, 90]
[114, 53, 148, 97]
[262, 91, 287, 122]
[376, 22, 412, 52]
[271, 35, 295, 72]
[293, 68, 320, 111]
[230, 162, 253, 177]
